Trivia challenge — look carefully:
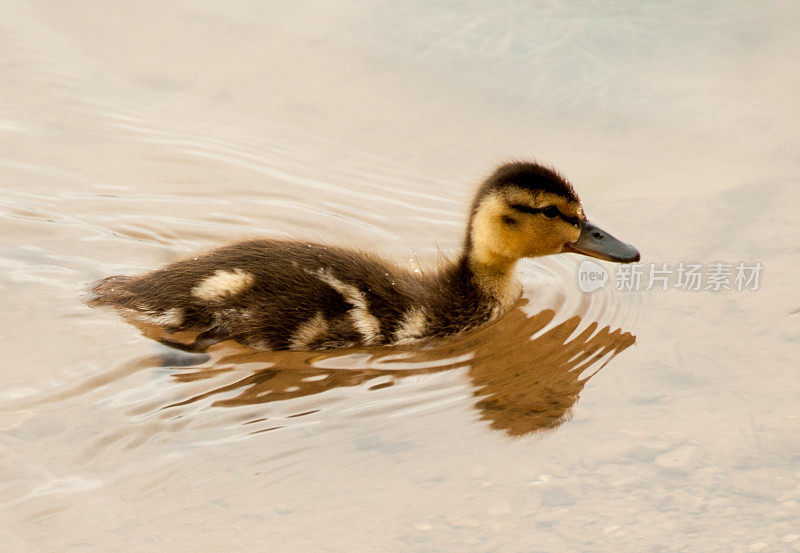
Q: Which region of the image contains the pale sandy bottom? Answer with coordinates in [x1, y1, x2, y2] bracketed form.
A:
[1, 2, 799, 552]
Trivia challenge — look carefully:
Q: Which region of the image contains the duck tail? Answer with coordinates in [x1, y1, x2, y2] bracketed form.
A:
[86, 275, 136, 308]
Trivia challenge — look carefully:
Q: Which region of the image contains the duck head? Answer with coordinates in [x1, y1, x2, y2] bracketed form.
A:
[466, 161, 640, 270]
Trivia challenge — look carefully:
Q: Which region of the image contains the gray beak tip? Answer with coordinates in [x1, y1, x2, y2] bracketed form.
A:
[566, 220, 640, 264]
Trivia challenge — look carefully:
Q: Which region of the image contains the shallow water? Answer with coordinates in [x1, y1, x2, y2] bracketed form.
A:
[2, 2, 799, 552]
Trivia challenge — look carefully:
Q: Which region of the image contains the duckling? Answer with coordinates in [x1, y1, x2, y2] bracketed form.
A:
[89, 161, 640, 351]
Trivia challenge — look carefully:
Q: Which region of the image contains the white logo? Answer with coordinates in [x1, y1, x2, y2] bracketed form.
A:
[577, 260, 608, 292]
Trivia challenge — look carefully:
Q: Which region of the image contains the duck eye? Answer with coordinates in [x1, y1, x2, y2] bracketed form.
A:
[542, 205, 559, 218]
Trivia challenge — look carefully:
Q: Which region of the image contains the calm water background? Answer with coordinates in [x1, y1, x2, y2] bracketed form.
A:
[1, 2, 799, 552]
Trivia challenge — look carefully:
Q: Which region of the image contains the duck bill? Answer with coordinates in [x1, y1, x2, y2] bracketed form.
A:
[563, 220, 640, 263]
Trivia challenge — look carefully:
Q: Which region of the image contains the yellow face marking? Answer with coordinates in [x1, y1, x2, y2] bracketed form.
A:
[470, 190, 584, 268]
[471, 193, 520, 261]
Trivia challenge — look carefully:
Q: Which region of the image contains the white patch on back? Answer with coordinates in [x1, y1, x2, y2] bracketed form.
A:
[314, 268, 381, 345]
[393, 307, 428, 344]
[248, 339, 273, 351]
[290, 311, 329, 350]
[191, 269, 255, 301]
[122, 307, 184, 326]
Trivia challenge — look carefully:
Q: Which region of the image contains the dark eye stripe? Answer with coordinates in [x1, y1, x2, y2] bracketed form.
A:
[509, 203, 542, 215]
[509, 203, 582, 227]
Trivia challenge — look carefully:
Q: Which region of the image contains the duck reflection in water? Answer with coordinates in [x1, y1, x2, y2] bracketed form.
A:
[146, 299, 634, 437]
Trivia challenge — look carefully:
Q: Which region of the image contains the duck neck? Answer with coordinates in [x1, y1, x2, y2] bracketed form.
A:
[462, 248, 521, 311]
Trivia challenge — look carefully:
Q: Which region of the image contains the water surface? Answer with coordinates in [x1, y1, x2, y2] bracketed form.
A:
[1, 2, 799, 552]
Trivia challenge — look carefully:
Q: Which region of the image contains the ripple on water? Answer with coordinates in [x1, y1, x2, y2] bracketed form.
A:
[26, 287, 636, 473]
[0, 92, 640, 509]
